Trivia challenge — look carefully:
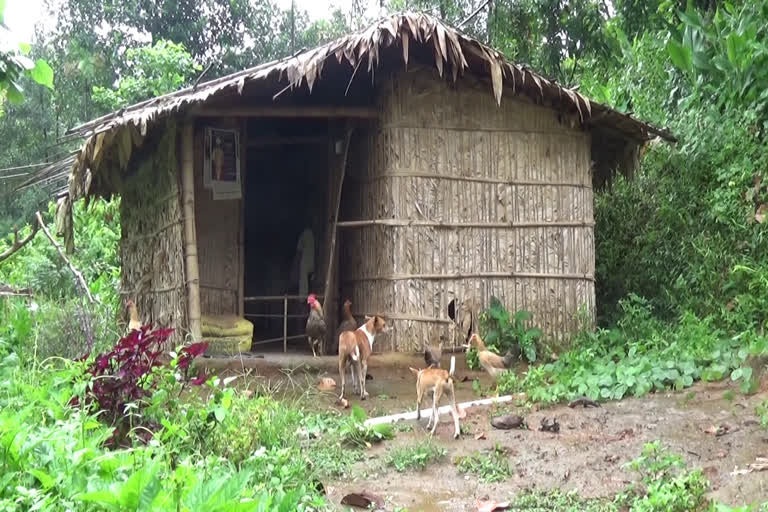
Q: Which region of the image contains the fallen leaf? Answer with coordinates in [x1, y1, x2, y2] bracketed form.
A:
[341, 491, 385, 509]
[476, 501, 510, 512]
[475, 432, 487, 440]
[756, 204, 768, 224]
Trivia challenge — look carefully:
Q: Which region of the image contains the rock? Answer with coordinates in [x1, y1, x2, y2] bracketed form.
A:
[491, 414, 524, 430]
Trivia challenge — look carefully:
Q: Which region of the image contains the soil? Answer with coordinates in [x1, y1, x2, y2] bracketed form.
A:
[198, 352, 768, 511]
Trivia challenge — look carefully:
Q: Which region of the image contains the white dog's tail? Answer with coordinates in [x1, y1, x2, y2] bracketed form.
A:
[351, 345, 360, 362]
[449, 355, 456, 376]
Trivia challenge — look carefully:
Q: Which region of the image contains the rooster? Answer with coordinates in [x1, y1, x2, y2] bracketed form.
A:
[125, 299, 142, 332]
[337, 298, 356, 335]
[305, 293, 326, 358]
[464, 333, 517, 378]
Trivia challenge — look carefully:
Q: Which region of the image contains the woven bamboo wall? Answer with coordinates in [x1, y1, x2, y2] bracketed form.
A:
[341, 69, 594, 352]
[119, 122, 188, 343]
[193, 120, 241, 316]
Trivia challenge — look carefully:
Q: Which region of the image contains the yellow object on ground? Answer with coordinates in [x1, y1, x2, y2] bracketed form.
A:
[201, 315, 253, 354]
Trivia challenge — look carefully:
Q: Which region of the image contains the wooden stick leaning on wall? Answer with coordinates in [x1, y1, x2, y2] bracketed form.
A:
[181, 121, 202, 340]
[34, 211, 95, 303]
[321, 125, 354, 355]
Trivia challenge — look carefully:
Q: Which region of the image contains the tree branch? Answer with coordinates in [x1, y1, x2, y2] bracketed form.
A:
[35, 211, 95, 303]
[0, 220, 40, 264]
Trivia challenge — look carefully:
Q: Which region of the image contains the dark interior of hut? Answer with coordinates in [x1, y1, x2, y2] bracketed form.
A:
[243, 118, 331, 352]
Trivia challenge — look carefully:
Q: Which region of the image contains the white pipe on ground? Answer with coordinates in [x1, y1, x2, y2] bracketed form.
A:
[364, 394, 522, 426]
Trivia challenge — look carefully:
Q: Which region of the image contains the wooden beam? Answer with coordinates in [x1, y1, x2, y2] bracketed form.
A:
[247, 135, 326, 147]
[193, 105, 378, 119]
[180, 121, 202, 340]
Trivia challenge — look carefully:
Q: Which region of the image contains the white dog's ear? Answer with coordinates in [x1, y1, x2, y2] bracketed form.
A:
[364, 315, 372, 321]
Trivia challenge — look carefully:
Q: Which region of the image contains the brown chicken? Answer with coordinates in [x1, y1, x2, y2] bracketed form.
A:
[424, 335, 442, 368]
[337, 299, 357, 334]
[464, 333, 515, 378]
[126, 299, 141, 332]
[305, 293, 326, 358]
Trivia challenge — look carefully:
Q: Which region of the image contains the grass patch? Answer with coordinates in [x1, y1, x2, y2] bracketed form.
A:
[758, 399, 768, 428]
[387, 440, 446, 472]
[507, 490, 617, 511]
[455, 443, 513, 483]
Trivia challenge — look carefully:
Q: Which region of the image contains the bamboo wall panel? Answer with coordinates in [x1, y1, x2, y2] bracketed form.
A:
[119, 122, 187, 345]
[341, 69, 595, 352]
[193, 121, 240, 316]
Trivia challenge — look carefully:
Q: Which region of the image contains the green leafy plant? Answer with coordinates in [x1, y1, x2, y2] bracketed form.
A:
[387, 440, 446, 472]
[455, 444, 513, 483]
[619, 441, 710, 511]
[338, 405, 394, 447]
[475, 297, 542, 366]
[758, 399, 768, 429]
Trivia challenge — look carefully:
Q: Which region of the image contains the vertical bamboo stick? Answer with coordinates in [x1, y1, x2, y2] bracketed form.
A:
[283, 295, 288, 353]
[181, 120, 202, 340]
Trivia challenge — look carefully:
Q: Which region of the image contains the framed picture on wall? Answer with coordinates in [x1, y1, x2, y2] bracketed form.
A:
[203, 127, 241, 199]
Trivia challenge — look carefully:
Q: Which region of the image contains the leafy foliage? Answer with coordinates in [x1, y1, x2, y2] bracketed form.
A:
[472, 297, 542, 367]
[92, 40, 200, 111]
[619, 441, 710, 511]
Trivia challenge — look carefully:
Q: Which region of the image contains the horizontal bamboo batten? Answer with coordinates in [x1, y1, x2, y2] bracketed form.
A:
[337, 219, 594, 228]
[343, 272, 595, 282]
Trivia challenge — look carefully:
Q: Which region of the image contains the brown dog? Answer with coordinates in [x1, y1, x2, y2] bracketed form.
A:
[338, 315, 387, 400]
[409, 356, 460, 439]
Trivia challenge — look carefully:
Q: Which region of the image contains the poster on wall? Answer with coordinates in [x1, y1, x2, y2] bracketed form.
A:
[203, 127, 242, 200]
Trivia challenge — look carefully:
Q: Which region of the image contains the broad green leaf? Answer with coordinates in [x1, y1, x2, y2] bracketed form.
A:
[18, 42, 31, 55]
[77, 490, 121, 507]
[6, 82, 24, 104]
[29, 60, 54, 89]
[213, 406, 227, 422]
[27, 469, 55, 490]
[667, 40, 692, 72]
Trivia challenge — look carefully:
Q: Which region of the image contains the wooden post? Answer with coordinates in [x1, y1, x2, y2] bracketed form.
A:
[283, 295, 288, 353]
[238, 119, 247, 317]
[321, 125, 353, 354]
[181, 121, 202, 340]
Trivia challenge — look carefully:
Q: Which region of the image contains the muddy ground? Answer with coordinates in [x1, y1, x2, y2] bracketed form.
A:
[199, 353, 768, 510]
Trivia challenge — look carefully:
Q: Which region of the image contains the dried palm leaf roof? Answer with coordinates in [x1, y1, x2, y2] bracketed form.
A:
[29, 11, 676, 205]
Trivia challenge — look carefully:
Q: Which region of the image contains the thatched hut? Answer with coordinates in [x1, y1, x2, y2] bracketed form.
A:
[33, 13, 674, 354]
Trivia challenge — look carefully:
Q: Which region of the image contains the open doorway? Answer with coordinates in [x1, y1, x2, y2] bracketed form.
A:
[243, 118, 330, 353]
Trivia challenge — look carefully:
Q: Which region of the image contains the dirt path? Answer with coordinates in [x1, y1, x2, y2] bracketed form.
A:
[201, 353, 768, 509]
[324, 381, 768, 511]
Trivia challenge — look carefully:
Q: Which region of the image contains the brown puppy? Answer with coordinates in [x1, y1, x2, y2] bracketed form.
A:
[338, 315, 387, 400]
[409, 356, 460, 439]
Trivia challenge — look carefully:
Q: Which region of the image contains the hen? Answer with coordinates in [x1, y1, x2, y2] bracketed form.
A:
[126, 299, 142, 332]
[464, 333, 516, 378]
[337, 298, 356, 334]
[305, 293, 326, 358]
[424, 335, 442, 368]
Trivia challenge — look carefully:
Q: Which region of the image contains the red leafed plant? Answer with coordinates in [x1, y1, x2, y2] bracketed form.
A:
[73, 325, 208, 447]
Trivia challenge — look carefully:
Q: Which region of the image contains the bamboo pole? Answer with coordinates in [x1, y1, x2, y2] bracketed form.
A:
[194, 106, 378, 119]
[283, 295, 288, 353]
[181, 121, 202, 340]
